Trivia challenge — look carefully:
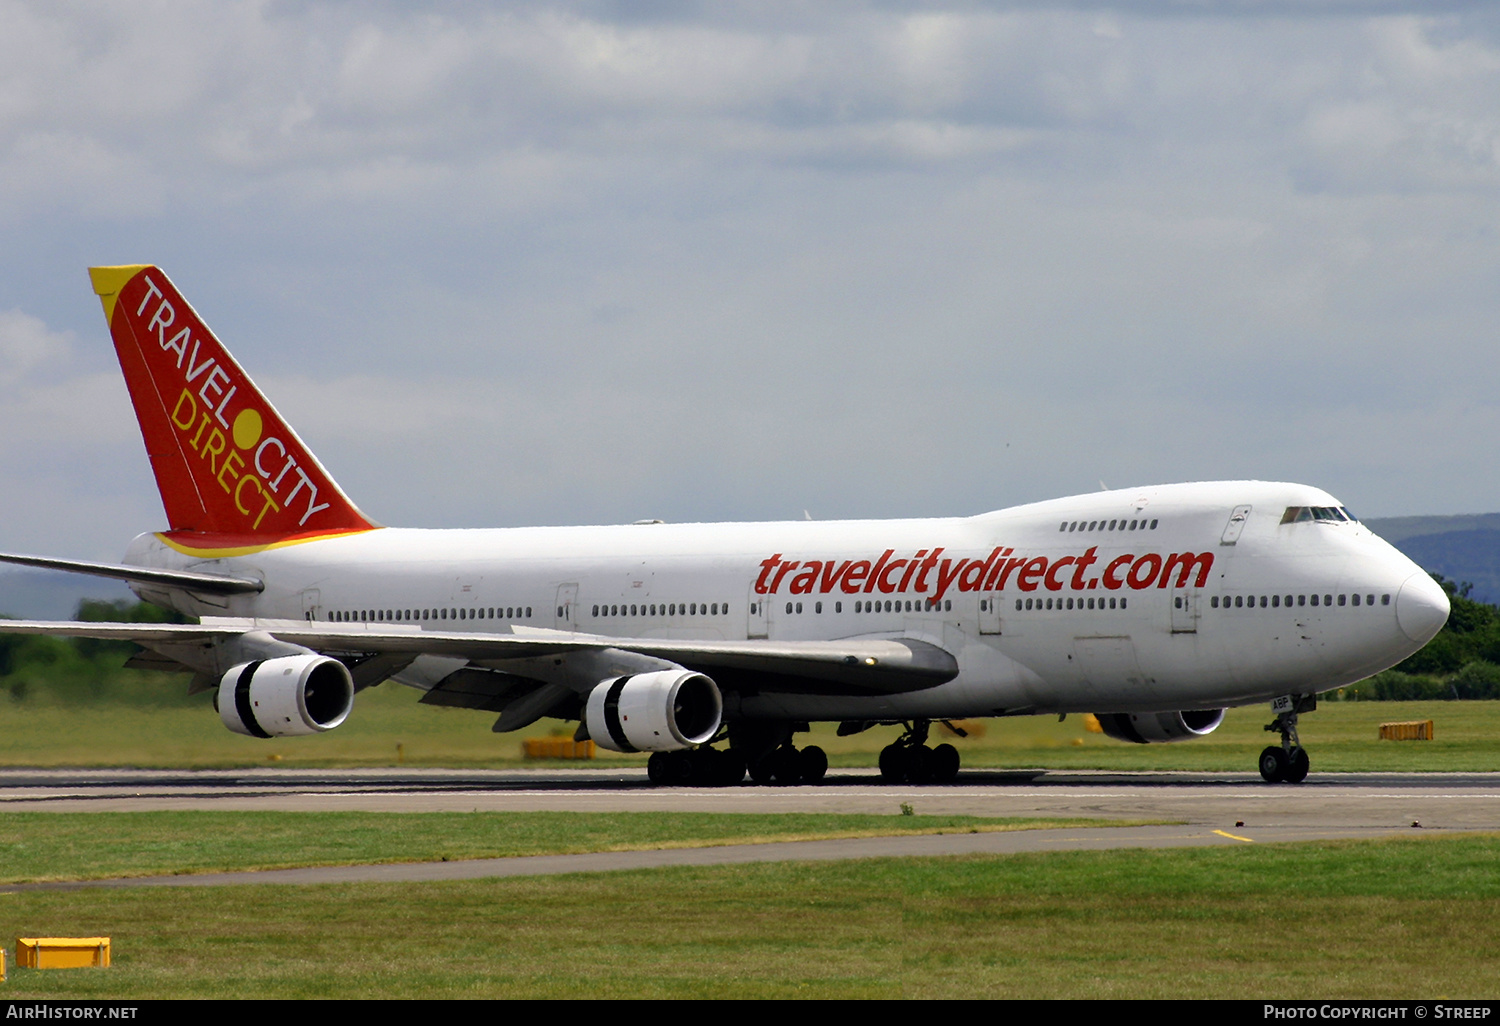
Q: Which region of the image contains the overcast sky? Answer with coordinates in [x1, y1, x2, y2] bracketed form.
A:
[1, 1, 1497, 559]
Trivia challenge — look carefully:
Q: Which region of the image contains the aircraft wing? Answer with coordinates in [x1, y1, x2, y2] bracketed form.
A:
[0, 618, 958, 695]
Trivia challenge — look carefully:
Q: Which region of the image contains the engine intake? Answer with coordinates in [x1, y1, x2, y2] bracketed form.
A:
[218, 654, 355, 738]
[1094, 708, 1226, 744]
[584, 669, 722, 753]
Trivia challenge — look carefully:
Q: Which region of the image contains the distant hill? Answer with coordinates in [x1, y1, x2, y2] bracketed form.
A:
[1366, 515, 1500, 606]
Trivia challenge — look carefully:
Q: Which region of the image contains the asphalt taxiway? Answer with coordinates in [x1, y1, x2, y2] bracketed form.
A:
[0, 767, 1493, 887]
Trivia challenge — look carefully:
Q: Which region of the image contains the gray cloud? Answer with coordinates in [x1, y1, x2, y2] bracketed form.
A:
[0, 1, 1497, 558]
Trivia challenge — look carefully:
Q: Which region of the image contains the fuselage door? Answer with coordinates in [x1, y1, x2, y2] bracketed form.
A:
[747, 587, 770, 639]
[301, 588, 322, 622]
[979, 594, 1002, 635]
[555, 583, 579, 631]
[1171, 590, 1199, 634]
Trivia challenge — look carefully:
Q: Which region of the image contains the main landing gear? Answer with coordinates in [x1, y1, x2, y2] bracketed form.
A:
[878, 719, 961, 785]
[730, 721, 829, 786]
[747, 743, 828, 786]
[644, 723, 830, 787]
[646, 745, 747, 787]
[1259, 695, 1314, 784]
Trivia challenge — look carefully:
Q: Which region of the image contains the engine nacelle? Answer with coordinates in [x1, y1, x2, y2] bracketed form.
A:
[1094, 709, 1226, 744]
[584, 669, 722, 753]
[218, 654, 355, 738]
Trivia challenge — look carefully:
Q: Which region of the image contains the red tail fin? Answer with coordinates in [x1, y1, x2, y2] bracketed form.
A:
[89, 265, 376, 545]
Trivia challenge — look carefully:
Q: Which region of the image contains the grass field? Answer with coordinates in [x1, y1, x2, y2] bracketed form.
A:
[0, 811, 1115, 883]
[0, 834, 1495, 998]
[1, 682, 1496, 772]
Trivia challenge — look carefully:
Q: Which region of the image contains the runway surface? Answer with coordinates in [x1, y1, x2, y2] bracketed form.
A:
[0, 767, 1494, 889]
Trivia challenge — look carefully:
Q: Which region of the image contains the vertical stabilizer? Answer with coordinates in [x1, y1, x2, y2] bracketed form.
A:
[90, 265, 377, 544]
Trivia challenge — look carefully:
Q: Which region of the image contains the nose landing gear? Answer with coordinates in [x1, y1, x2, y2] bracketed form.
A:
[1259, 695, 1315, 783]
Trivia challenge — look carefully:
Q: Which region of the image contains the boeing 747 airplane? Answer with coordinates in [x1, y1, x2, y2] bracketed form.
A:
[0, 266, 1452, 785]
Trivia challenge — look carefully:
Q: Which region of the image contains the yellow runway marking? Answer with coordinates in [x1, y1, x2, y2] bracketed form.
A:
[1213, 829, 1255, 843]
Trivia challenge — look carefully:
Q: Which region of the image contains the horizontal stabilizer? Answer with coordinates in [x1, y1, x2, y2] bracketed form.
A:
[0, 552, 263, 595]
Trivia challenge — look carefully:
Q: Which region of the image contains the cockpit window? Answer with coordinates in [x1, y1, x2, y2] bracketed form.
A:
[1281, 506, 1352, 524]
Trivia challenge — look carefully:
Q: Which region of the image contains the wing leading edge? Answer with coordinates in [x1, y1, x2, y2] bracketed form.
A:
[0, 618, 958, 696]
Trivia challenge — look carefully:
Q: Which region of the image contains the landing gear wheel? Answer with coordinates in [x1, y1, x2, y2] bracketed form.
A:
[1258, 745, 1289, 783]
[905, 745, 933, 784]
[930, 743, 960, 784]
[647, 751, 670, 785]
[1285, 747, 1310, 784]
[798, 745, 828, 784]
[748, 753, 776, 786]
[769, 745, 803, 786]
[879, 744, 906, 783]
[719, 749, 747, 786]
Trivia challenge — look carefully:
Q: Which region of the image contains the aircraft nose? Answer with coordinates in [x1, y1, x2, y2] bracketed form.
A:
[1396, 572, 1450, 644]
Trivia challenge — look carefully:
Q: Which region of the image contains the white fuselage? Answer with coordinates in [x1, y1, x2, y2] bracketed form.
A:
[122, 480, 1448, 722]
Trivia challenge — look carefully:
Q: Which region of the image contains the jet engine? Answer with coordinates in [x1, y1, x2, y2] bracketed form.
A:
[583, 669, 722, 753]
[218, 654, 355, 738]
[1093, 709, 1226, 744]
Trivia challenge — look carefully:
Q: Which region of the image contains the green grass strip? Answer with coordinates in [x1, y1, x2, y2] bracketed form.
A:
[0, 834, 1495, 999]
[0, 811, 1120, 883]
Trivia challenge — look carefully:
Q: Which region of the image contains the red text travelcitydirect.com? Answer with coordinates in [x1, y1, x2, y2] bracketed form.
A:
[753, 547, 1215, 603]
